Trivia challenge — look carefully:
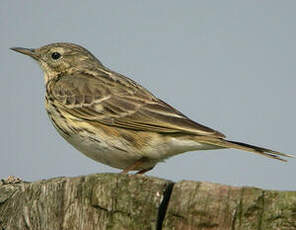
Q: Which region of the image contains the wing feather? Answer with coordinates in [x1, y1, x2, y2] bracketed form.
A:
[48, 71, 225, 137]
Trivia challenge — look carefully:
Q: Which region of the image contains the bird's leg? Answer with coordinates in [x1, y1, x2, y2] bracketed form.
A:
[136, 166, 154, 174]
[121, 157, 149, 174]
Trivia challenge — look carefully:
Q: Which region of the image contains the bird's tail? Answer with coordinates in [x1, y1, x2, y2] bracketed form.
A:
[195, 136, 294, 162]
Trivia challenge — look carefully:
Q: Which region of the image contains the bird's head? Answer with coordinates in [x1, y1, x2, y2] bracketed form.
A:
[11, 42, 103, 81]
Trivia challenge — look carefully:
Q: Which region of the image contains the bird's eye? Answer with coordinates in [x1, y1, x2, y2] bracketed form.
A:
[51, 52, 61, 60]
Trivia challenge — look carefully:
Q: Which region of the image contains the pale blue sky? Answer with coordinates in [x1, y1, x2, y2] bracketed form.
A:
[1, 1, 295, 190]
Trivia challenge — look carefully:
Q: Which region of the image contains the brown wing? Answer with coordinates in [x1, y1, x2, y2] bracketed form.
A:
[48, 70, 225, 138]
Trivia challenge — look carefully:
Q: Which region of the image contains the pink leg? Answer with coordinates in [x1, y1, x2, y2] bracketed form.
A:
[136, 166, 154, 174]
[121, 157, 149, 174]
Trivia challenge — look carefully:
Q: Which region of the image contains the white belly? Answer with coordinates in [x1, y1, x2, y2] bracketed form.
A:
[61, 130, 218, 170]
[59, 130, 146, 170]
[46, 102, 219, 170]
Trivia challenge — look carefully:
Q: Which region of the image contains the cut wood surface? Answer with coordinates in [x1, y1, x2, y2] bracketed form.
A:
[0, 173, 295, 230]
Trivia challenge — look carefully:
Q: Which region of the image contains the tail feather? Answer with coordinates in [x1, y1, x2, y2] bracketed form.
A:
[195, 137, 294, 162]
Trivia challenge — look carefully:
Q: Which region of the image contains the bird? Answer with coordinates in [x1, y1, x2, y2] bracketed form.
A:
[11, 42, 293, 174]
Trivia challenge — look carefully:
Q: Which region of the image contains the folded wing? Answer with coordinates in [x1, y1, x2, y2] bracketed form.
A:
[49, 71, 225, 138]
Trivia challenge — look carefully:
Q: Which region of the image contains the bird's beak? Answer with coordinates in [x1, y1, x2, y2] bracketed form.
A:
[10, 47, 40, 60]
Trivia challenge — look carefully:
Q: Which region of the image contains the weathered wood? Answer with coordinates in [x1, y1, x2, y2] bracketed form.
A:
[0, 174, 172, 230]
[163, 181, 296, 230]
[0, 174, 295, 230]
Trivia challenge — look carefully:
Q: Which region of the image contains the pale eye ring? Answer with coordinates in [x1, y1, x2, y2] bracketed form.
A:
[51, 52, 61, 60]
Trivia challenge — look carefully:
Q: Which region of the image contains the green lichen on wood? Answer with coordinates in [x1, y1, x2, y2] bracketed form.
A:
[0, 174, 296, 230]
[0, 174, 172, 230]
[162, 182, 296, 230]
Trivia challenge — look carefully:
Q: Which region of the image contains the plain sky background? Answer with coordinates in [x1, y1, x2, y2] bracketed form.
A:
[1, 1, 295, 190]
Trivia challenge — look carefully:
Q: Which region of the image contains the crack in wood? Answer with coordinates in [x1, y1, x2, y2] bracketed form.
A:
[156, 182, 174, 230]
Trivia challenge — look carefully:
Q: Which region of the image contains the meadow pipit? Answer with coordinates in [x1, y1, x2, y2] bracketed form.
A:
[11, 43, 293, 174]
